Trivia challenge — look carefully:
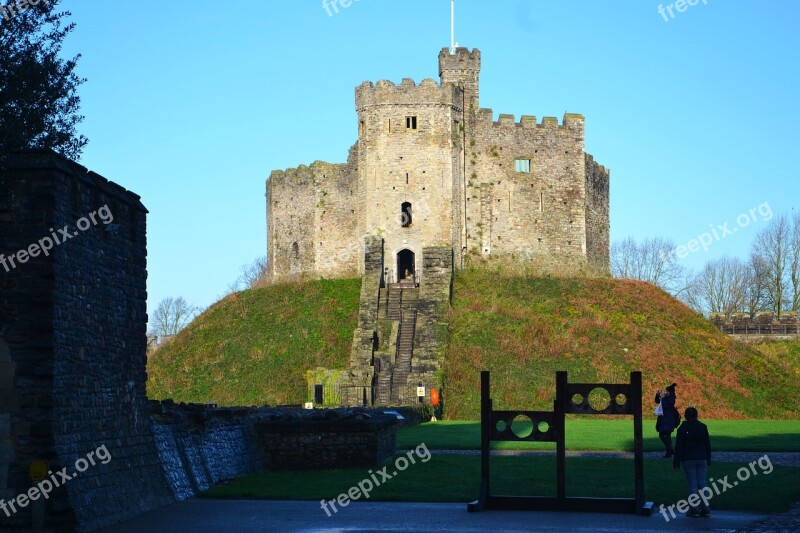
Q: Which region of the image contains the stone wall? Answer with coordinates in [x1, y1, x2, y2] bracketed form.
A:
[266, 146, 360, 282]
[585, 154, 611, 273]
[410, 247, 452, 380]
[255, 412, 397, 470]
[466, 112, 591, 274]
[709, 312, 800, 336]
[0, 150, 174, 531]
[150, 402, 263, 502]
[342, 238, 384, 406]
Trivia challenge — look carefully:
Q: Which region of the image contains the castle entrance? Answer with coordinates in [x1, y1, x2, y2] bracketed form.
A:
[397, 249, 415, 282]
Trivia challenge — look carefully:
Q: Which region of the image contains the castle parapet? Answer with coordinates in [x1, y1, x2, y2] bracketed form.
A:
[355, 78, 461, 111]
[438, 47, 481, 75]
[477, 109, 585, 131]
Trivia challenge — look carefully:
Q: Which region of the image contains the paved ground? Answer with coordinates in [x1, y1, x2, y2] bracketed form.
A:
[103, 499, 771, 532]
[100, 451, 799, 532]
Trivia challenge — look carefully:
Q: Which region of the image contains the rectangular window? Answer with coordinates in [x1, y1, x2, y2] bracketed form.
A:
[515, 159, 531, 173]
[406, 116, 417, 130]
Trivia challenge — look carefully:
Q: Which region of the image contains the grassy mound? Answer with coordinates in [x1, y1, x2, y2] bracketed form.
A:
[147, 270, 799, 419]
[443, 270, 799, 420]
[146, 278, 360, 405]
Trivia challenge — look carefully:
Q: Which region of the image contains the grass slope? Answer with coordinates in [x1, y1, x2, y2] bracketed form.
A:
[147, 270, 799, 418]
[444, 270, 799, 420]
[147, 278, 360, 405]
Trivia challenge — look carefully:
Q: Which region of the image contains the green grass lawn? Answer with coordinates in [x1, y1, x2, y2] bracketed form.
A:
[203, 455, 800, 513]
[396, 419, 800, 451]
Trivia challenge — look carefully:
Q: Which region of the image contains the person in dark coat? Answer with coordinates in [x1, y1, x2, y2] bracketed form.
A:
[673, 406, 712, 517]
[655, 383, 677, 457]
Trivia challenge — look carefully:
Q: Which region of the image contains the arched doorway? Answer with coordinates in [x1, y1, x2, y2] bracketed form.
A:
[397, 249, 415, 282]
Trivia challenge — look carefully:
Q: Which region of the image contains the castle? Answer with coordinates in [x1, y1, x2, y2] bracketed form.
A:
[266, 48, 610, 405]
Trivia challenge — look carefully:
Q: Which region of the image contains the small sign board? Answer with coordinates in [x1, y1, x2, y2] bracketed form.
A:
[29, 461, 48, 481]
[417, 386, 426, 397]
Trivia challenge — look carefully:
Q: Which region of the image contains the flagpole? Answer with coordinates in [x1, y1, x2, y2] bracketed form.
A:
[451, 0, 455, 53]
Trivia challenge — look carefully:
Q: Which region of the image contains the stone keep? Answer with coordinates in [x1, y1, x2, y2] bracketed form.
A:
[266, 48, 610, 282]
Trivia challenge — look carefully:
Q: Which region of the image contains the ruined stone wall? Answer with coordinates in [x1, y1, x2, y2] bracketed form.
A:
[355, 78, 463, 284]
[0, 151, 174, 531]
[266, 147, 360, 281]
[150, 402, 263, 502]
[464, 112, 590, 274]
[266, 165, 317, 278]
[585, 154, 610, 273]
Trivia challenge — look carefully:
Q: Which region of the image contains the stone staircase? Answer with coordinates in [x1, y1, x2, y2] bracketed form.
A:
[386, 285, 402, 320]
[337, 240, 452, 407]
[391, 309, 417, 403]
[375, 355, 393, 405]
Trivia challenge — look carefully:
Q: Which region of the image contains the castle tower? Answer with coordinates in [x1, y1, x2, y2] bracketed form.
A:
[438, 47, 480, 124]
[354, 76, 464, 283]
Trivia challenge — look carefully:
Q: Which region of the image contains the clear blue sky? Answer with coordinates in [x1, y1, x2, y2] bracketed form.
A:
[60, 0, 800, 319]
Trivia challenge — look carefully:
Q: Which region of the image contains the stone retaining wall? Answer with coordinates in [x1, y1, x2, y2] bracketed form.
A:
[255, 412, 397, 470]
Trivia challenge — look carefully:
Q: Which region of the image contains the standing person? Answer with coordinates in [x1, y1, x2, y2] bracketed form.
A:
[673, 407, 712, 517]
[654, 383, 677, 457]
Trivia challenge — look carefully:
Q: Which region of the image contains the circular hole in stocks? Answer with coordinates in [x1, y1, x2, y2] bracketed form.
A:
[511, 415, 533, 438]
[588, 388, 611, 412]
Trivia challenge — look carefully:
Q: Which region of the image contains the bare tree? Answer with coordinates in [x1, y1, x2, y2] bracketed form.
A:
[744, 253, 770, 317]
[791, 211, 800, 312]
[149, 297, 198, 337]
[685, 257, 750, 316]
[752, 215, 791, 317]
[611, 236, 690, 296]
[227, 257, 270, 294]
[239, 256, 269, 289]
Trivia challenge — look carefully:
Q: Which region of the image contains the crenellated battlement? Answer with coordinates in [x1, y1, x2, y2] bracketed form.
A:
[355, 77, 461, 111]
[477, 109, 585, 130]
[438, 47, 481, 76]
[586, 153, 609, 175]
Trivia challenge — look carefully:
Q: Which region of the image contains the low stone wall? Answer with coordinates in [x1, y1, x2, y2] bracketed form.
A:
[710, 312, 800, 336]
[152, 403, 399, 496]
[255, 410, 397, 471]
[149, 401, 264, 501]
